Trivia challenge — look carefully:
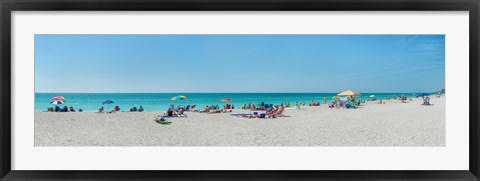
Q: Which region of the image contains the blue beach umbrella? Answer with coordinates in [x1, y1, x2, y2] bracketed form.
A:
[102, 100, 114, 111]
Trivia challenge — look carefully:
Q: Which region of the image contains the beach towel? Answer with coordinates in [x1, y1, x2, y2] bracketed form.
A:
[155, 119, 171, 125]
[154, 117, 172, 125]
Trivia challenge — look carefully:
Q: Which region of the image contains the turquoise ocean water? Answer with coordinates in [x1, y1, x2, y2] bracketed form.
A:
[35, 93, 420, 112]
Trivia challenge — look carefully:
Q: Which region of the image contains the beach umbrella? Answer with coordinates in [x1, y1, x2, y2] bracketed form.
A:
[370, 95, 375, 98]
[171, 95, 187, 101]
[50, 100, 63, 105]
[337, 90, 361, 97]
[52, 96, 66, 101]
[102, 100, 114, 112]
[221, 98, 231, 102]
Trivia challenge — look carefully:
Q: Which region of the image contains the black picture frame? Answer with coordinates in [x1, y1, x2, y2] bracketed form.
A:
[1, 0, 479, 180]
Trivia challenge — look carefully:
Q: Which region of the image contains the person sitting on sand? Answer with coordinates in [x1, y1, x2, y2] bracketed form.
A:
[69, 106, 76, 112]
[98, 106, 104, 113]
[114, 105, 120, 112]
[139, 106, 144, 112]
[266, 106, 278, 117]
[272, 106, 285, 118]
[422, 96, 431, 105]
[174, 108, 186, 117]
[250, 104, 256, 111]
[329, 102, 334, 108]
[54, 105, 60, 112]
[63, 106, 68, 112]
[78, 109, 83, 112]
[199, 105, 210, 113]
[167, 108, 174, 117]
[378, 99, 383, 104]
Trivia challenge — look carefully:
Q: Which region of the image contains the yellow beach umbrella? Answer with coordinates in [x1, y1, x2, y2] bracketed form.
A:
[337, 90, 361, 97]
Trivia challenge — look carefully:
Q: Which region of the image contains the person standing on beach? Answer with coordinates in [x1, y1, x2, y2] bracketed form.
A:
[324, 96, 327, 104]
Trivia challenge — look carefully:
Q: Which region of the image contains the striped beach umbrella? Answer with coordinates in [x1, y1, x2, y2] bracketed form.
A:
[171, 95, 187, 101]
[52, 96, 66, 101]
[221, 98, 231, 102]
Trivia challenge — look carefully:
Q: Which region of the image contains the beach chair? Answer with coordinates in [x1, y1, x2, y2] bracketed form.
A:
[189, 105, 196, 111]
[273, 108, 286, 118]
[260, 113, 266, 119]
[185, 105, 191, 111]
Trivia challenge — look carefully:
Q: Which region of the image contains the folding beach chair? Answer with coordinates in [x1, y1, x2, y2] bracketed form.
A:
[260, 113, 266, 119]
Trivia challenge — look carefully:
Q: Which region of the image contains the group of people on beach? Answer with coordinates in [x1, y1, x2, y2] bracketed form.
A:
[328, 99, 361, 109]
[237, 105, 286, 119]
[48, 105, 83, 112]
[241, 102, 291, 111]
[98, 105, 144, 113]
[198, 104, 233, 113]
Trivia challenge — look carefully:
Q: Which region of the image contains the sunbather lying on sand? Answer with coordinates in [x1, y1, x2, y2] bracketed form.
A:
[198, 105, 211, 113]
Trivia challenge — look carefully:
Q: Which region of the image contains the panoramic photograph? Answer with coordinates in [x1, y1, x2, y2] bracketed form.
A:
[34, 34, 445, 146]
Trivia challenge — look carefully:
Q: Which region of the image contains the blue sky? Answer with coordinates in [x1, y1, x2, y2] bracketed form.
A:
[35, 35, 445, 93]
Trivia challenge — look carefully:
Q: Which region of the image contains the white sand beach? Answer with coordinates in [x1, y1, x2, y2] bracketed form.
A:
[35, 97, 445, 146]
